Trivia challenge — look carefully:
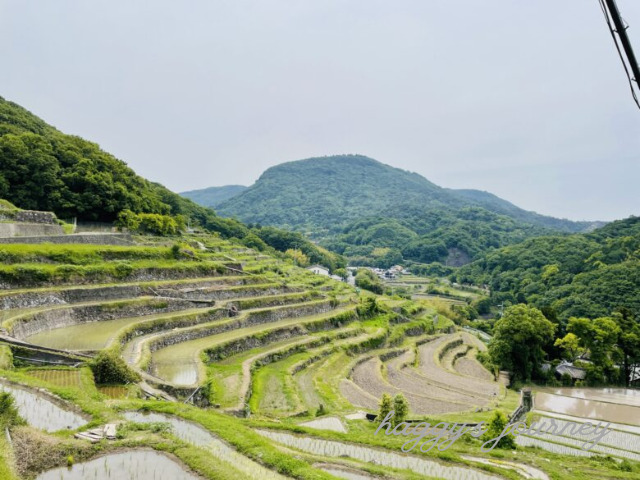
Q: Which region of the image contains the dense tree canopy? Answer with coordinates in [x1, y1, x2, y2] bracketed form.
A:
[488, 304, 556, 382]
[0, 96, 344, 267]
[456, 216, 640, 324]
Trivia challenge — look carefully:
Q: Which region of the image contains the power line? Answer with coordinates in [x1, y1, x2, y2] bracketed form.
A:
[598, 0, 640, 109]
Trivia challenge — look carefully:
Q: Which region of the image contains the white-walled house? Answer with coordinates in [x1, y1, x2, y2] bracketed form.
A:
[307, 265, 330, 276]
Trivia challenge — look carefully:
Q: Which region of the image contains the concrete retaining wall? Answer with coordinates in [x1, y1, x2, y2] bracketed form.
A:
[0, 232, 131, 244]
[0, 223, 63, 237]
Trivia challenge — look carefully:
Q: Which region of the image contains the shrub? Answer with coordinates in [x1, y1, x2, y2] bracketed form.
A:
[481, 411, 516, 450]
[376, 393, 393, 424]
[355, 268, 383, 294]
[90, 350, 140, 384]
[356, 296, 384, 319]
[393, 394, 409, 424]
[0, 392, 24, 428]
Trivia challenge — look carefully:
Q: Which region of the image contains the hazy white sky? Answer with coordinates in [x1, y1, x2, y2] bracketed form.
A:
[1, 1, 639, 221]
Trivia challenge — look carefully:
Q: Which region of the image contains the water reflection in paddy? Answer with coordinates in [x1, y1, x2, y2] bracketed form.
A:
[123, 411, 287, 479]
[0, 381, 87, 431]
[535, 391, 640, 426]
[35, 450, 199, 480]
[540, 387, 640, 407]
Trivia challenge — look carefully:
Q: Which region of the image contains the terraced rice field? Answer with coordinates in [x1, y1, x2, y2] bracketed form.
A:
[25, 369, 83, 388]
[257, 430, 502, 480]
[97, 385, 131, 398]
[343, 333, 500, 415]
[0, 238, 599, 480]
[149, 305, 354, 387]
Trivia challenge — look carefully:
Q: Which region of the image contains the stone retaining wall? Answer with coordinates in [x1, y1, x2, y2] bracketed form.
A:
[0, 263, 241, 290]
[0, 276, 256, 310]
[9, 297, 204, 339]
[148, 301, 334, 354]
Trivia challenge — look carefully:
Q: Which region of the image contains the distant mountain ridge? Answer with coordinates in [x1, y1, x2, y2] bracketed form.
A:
[180, 185, 247, 207]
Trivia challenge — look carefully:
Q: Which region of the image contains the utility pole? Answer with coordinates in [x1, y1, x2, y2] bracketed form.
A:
[601, 0, 640, 107]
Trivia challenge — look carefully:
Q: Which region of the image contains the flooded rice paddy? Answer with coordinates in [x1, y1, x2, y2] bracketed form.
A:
[317, 465, 376, 480]
[123, 411, 288, 479]
[25, 316, 153, 351]
[35, 450, 200, 480]
[150, 310, 348, 386]
[0, 381, 87, 431]
[299, 416, 347, 433]
[534, 390, 640, 426]
[256, 429, 501, 480]
[539, 387, 640, 407]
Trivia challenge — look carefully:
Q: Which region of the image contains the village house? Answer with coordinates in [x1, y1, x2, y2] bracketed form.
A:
[306, 265, 330, 276]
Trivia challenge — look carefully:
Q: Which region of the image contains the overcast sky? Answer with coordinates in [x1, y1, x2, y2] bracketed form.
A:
[1, 1, 639, 222]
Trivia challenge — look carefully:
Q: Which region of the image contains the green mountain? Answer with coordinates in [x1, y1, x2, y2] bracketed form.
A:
[455, 216, 640, 323]
[180, 185, 247, 207]
[446, 188, 602, 232]
[0, 96, 344, 270]
[213, 155, 598, 266]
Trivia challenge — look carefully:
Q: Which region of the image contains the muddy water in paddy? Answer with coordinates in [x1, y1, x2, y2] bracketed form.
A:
[25, 316, 153, 350]
[35, 450, 199, 480]
[0, 381, 87, 431]
[535, 390, 640, 426]
[539, 387, 640, 407]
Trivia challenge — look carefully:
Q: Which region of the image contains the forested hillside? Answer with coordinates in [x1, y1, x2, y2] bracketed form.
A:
[0, 96, 343, 270]
[217, 155, 593, 233]
[324, 206, 554, 268]
[213, 155, 596, 266]
[455, 216, 640, 323]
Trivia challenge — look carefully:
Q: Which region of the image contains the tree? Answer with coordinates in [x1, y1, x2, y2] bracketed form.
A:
[554, 333, 583, 361]
[488, 304, 555, 381]
[355, 269, 383, 294]
[333, 268, 347, 280]
[613, 309, 640, 387]
[284, 248, 309, 267]
[567, 317, 620, 367]
[393, 394, 409, 425]
[376, 393, 393, 424]
[115, 209, 141, 231]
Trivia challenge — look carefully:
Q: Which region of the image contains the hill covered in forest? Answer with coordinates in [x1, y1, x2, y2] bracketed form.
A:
[210, 155, 599, 266]
[455, 216, 640, 323]
[0, 96, 344, 270]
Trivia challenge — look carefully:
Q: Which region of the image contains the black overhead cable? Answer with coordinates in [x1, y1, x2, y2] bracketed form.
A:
[597, 0, 640, 109]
